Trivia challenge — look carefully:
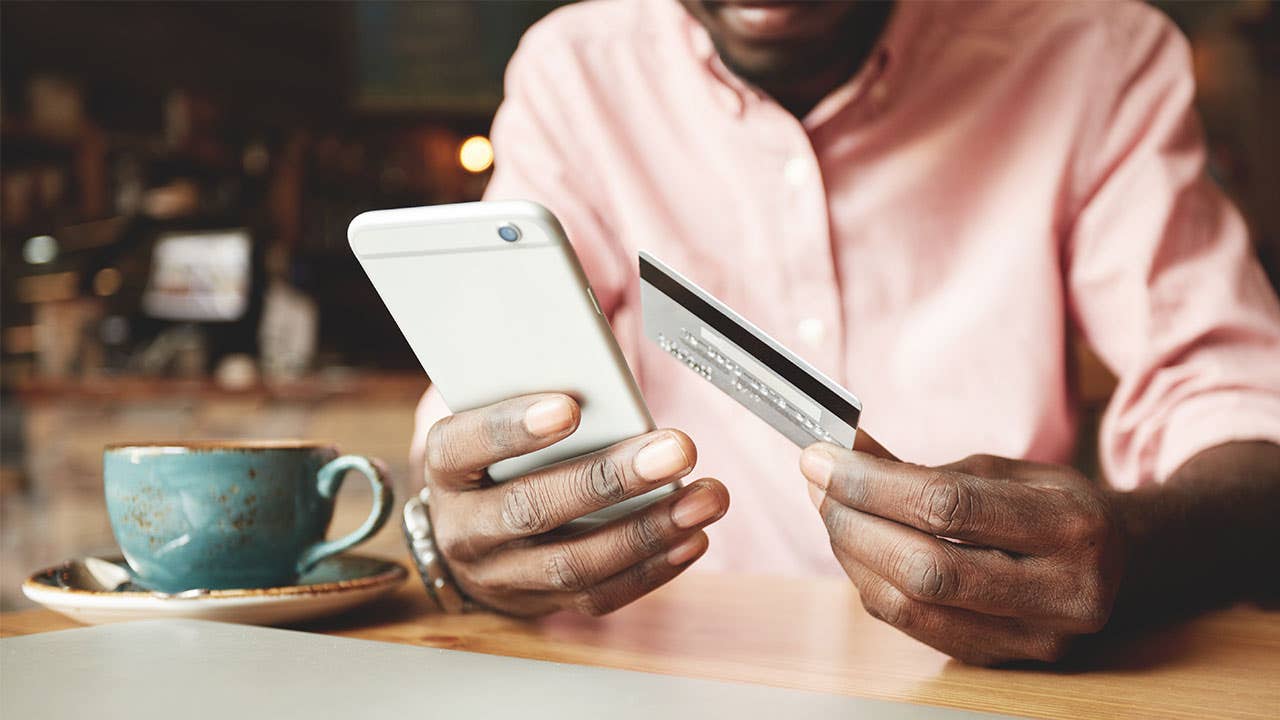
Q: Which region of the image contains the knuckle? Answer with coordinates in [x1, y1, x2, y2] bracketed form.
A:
[1060, 511, 1093, 543]
[897, 547, 951, 601]
[460, 565, 500, 595]
[830, 460, 867, 507]
[544, 551, 588, 592]
[500, 483, 553, 535]
[574, 455, 627, 504]
[1064, 501, 1109, 546]
[481, 409, 526, 455]
[622, 554, 661, 591]
[1070, 573, 1112, 633]
[425, 416, 462, 474]
[434, 527, 464, 560]
[864, 583, 914, 629]
[578, 558, 664, 617]
[834, 481, 867, 511]
[431, 515, 474, 562]
[621, 512, 667, 558]
[627, 559, 664, 595]
[921, 473, 971, 535]
[439, 533, 481, 565]
[632, 555, 665, 589]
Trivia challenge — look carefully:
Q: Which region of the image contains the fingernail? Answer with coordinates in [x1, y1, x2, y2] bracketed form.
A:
[800, 446, 834, 492]
[524, 397, 575, 437]
[634, 434, 691, 481]
[666, 533, 707, 566]
[671, 486, 722, 528]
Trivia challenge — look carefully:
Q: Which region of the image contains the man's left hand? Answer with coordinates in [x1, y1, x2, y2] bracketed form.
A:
[800, 445, 1125, 666]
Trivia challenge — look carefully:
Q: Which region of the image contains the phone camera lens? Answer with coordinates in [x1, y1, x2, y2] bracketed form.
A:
[497, 224, 521, 242]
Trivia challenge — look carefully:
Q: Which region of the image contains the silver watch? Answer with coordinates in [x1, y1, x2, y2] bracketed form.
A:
[401, 487, 468, 613]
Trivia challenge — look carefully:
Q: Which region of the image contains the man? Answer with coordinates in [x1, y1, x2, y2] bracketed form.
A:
[410, 0, 1280, 665]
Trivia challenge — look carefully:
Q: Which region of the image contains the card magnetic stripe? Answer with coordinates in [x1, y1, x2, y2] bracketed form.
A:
[638, 253, 861, 431]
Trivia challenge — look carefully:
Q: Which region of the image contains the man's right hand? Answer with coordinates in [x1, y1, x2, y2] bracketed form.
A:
[423, 392, 729, 618]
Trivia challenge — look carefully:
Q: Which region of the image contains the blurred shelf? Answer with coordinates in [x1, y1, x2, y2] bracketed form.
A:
[1, 120, 83, 152]
[12, 371, 428, 404]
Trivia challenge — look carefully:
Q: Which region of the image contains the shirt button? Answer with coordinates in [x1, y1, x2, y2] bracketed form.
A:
[784, 156, 808, 186]
[797, 317, 826, 346]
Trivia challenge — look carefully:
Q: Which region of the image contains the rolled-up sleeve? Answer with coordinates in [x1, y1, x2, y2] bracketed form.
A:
[410, 17, 629, 477]
[1067, 8, 1280, 488]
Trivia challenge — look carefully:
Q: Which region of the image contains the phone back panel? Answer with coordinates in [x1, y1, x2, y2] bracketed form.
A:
[349, 201, 656, 490]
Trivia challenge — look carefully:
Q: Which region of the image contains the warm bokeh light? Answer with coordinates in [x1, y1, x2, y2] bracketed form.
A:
[94, 267, 123, 296]
[458, 135, 494, 173]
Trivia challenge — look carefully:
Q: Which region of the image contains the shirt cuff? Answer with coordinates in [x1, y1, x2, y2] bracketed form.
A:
[1154, 391, 1280, 482]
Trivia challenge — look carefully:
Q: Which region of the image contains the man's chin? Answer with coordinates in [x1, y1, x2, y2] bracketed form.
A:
[716, 46, 819, 87]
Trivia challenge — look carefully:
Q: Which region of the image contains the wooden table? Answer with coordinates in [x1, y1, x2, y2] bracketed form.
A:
[2, 571, 1276, 719]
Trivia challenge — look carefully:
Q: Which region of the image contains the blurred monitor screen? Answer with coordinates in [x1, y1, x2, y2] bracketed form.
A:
[142, 229, 251, 322]
[353, 2, 563, 113]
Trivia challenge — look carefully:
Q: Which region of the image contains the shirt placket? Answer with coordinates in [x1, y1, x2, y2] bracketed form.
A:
[745, 60, 889, 387]
[772, 113, 845, 383]
[688, 18, 875, 386]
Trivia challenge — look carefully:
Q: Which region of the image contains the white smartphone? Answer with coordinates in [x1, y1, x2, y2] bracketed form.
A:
[348, 200, 675, 524]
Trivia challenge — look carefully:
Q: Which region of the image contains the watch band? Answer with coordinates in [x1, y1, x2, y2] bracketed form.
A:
[401, 487, 467, 614]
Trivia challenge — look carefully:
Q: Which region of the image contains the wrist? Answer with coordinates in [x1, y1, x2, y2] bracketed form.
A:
[1103, 487, 1153, 621]
[1103, 477, 1223, 625]
[1103, 441, 1280, 623]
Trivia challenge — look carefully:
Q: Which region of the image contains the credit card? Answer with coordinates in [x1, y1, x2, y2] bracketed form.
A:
[639, 251, 861, 449]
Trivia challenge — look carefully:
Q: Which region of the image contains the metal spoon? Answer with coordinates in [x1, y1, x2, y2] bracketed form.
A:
[59, 557, 209, 599]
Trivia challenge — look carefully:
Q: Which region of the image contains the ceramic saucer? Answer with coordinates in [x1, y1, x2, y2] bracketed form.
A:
[22, 553, 407, 626]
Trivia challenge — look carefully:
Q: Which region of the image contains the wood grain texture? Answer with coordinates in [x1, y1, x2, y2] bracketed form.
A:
[3, 571, 1277, 719]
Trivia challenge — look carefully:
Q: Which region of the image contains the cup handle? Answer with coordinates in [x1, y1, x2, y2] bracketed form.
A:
[297, 455, 395, 574]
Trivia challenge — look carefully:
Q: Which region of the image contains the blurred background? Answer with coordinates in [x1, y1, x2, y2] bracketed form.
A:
[0, 1, 1276, 609]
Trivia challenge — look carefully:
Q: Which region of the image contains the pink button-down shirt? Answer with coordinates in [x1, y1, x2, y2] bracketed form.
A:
[413, 0, 1280, 576]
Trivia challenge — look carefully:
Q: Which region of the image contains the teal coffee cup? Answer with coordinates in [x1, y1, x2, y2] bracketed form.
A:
[104, 441, 394, 593]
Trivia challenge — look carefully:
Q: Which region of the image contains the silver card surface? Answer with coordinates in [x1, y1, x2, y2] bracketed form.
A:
[639, 251, 860, 449]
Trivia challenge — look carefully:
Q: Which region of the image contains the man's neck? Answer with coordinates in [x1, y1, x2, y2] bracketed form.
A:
[756, 3, 893, 120]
